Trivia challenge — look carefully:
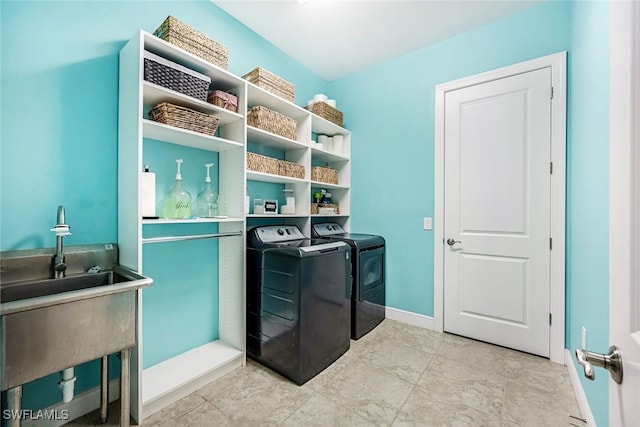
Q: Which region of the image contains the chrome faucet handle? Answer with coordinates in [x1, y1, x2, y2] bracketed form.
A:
[51, 224, 71, 236]
[575, 346, 623, 384]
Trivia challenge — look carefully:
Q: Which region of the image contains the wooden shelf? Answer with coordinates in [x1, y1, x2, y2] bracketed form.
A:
[311, 113, 348, 136]
[247, 214, 308, 218]
[311, 146, 349, 162]
[142, 217, 243, 225]
[247, 126, 307, 151]
[142, 31, 242, 90]
[143, 120, 243, 152]
[142, 341, 243, 417]
[143, 82, 243, 125]
[247, 170, 307, 185]
[310, 180, 350, 190]
[246, 82, 308, 120]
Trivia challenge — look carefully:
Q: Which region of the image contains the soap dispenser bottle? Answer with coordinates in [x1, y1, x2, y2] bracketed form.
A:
[196, 163, 219, 217]
[164, 159, 192, 218]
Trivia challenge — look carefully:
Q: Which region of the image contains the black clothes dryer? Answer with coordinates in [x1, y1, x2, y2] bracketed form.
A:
[246, 225, 351, 385]
[312, 222, 385, 340]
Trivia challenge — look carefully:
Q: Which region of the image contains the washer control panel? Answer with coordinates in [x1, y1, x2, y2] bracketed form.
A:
[253, 225, 306, 243]
[312, 222, 345, 236]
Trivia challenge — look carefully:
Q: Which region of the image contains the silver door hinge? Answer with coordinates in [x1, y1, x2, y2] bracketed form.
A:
[549, 237, 553, 250]
[550, 162, 553, 174]
[551, 86, 554, 99]
[549, 313, 552, 325]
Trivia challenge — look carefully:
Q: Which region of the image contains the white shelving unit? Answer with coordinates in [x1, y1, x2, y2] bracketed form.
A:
[118, 29, 351, 423]
[245, 85, 351, 235]
[118, 31, 246, 422]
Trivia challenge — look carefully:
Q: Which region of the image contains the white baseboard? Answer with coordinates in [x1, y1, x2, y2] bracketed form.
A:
[565, 349, 597, 427]
[22, 379, 120, 427]
[385, 306, 435, 330]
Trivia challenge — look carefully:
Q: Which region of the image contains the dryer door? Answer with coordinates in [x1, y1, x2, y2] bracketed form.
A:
[359, 245, 385, 301]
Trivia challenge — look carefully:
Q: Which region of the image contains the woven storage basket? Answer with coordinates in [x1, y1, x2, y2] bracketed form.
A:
[311, 166, 339, 185]
[242, 67, 294, 102]
[154, 16, 229, 69]
[207, 90, 238, 112]
[247, 106, 297, 140]
[247, 152, 280, 175]
[310, 203, 340, 215]
[144, 51, 211, 101]
[279, 160, 305, 179]
[305, 101, 344, 127]
[148, 102, 220, 136]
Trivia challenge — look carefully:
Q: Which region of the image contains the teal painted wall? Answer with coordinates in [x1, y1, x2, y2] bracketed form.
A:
[566, 1, 610, 425]
[330, 1, 610, 423]
[329, 0, 573, 317]
[0, 0, 325, 411]
[1, 0, 612, 423]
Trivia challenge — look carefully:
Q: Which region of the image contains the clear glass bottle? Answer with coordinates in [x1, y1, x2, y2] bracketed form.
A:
[164, 159, 192, 218]
[196, 163, 219, 218]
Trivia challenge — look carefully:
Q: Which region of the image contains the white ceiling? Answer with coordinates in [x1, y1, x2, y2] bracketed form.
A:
[213, 0, 542, 81]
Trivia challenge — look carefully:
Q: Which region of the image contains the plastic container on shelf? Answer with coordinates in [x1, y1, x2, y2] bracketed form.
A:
[281, 189, 296, 215]
[164, 159, 192, 219]
[196, 163, 219, 218]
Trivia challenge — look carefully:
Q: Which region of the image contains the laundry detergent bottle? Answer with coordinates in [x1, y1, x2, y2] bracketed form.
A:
[164, 159, 192, 218]
[196, 163, 219, 217]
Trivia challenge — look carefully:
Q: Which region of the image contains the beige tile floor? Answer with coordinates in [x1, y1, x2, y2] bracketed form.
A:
[69, 319, 584, 426]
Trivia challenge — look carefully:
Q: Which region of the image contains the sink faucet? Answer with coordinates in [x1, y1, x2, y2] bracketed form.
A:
[51, 205, 71, 278]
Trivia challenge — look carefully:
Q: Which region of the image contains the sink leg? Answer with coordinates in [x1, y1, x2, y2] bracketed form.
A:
[120, 348, 130, 427]
[100, 355, 109, 423]
[6, 385, 22, 427]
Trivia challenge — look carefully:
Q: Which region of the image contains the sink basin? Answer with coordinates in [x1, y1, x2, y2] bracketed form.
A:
[0, 265, 151, 317]
[2, 271, 120, 303]
[0, 247, 152, 392]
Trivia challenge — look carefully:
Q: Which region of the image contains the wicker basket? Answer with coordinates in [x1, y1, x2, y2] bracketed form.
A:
[247, 152, 280, 175]
[305, 101, 344, 127]
[279, 160, 305, 179]
[310, 203, 340, 215]
[247, 106, 297, 140]
[242, 67, 294, 102]
[148, 102, 220, 136]
[311, 166, 339, 185]
[154, 16, 229, 69]
[207, 90, 238, 112]
[144, 51, 211, 101]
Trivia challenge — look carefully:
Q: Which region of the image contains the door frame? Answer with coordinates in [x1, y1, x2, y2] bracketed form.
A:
[434, 52, 567, 364]
[609, 1, 639, 425]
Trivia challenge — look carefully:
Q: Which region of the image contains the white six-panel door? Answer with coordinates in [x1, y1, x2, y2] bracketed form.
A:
[443, 67, 552, 357]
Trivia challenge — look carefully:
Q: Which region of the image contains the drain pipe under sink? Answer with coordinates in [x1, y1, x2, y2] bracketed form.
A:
[59, 368, 76, 402]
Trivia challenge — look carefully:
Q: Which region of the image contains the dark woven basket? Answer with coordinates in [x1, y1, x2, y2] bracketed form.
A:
[144, 51, 210, 101]
[149, 102, 220, 136]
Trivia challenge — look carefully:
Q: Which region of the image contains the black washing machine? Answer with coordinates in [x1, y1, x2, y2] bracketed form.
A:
[312, 222, 385, 340]
[246, 225, 351, 385]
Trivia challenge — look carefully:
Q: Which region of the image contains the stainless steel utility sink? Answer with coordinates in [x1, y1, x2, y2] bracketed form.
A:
[0, 244, 152, 427]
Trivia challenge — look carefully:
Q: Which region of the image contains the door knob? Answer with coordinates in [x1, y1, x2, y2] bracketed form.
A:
[575, 345, 623, 384]
[446, 238, 461, 246]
